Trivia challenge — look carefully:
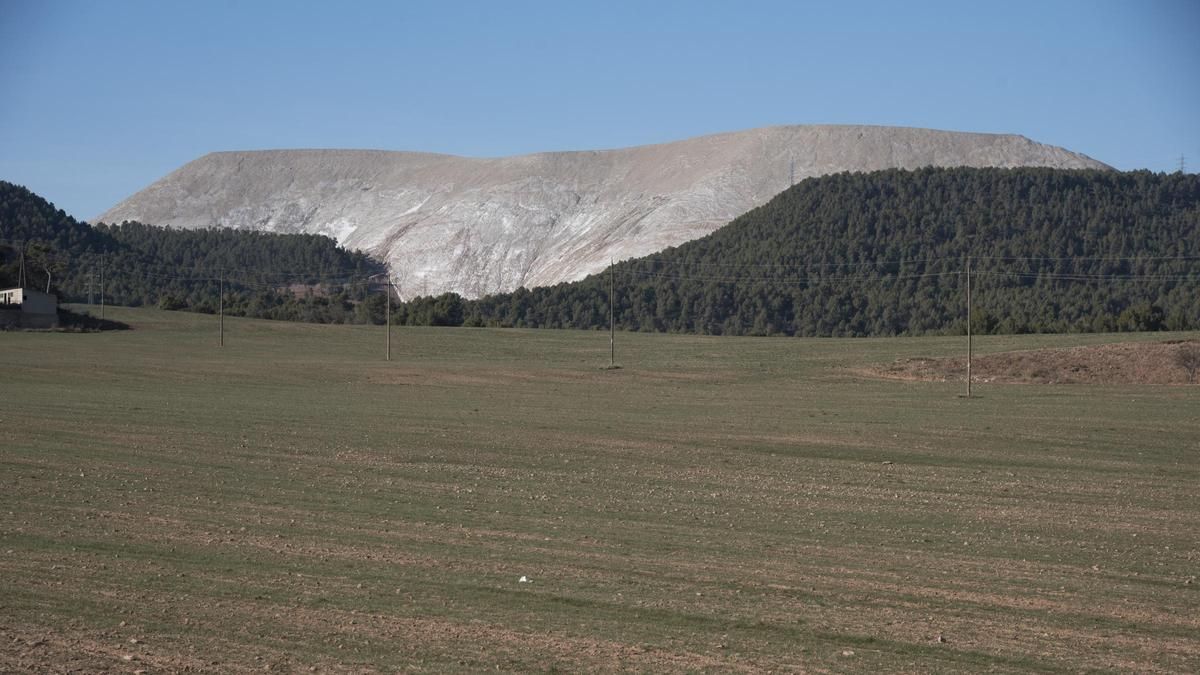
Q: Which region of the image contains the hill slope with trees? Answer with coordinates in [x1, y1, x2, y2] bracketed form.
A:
[0, 181, 387, 323]
[96, 126, 1108, 300]
[6, 169, 1198, 335]
[430, 168, 1200, 335]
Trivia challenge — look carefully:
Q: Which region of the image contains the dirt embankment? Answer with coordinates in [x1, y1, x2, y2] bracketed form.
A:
[868, 339, 1200, 385]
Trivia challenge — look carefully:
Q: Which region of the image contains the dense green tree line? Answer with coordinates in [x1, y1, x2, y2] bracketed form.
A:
[5, 169, 1199, 335]
[0, 180, 387, 323]
[425, 168, 1200, 335]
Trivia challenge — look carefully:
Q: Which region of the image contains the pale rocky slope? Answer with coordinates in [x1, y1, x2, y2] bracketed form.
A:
[97, 125, 1109, 298]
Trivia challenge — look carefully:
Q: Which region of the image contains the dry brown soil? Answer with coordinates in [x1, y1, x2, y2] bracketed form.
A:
[866, 339, 1200, 385]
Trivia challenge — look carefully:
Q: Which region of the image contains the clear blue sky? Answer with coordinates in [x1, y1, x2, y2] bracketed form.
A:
[1, 0, 1197, 221]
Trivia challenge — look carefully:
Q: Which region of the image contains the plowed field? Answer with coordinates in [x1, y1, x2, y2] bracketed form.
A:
[3, 309, 1198, 672]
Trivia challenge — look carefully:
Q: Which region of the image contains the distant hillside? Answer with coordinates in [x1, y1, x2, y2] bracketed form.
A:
[415, 168, 1200, 336]
[0, 181, 387, 323]
[96, 125, 1110, 299]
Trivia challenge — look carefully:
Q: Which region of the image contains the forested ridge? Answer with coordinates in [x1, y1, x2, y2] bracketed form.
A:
[443, 168, 1200, 335]
[0, 180, 387, 323]
[4, 169, 1199, 335]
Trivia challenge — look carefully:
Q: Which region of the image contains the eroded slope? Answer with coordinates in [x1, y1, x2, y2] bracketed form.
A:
[97, 125, 1109, 298]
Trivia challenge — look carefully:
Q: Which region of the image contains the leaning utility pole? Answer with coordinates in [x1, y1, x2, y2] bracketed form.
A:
[218, 270, 224, 347]
[386, 279, 392, 362]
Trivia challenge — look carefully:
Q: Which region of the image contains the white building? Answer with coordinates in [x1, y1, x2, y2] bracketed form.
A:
[0, 287, 58, 328]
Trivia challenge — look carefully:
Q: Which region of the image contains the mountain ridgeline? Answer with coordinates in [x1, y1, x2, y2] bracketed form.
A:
[421, 168, 1200, 336]
[95, 125, 1109, 299]
[0, 181, 386, 323]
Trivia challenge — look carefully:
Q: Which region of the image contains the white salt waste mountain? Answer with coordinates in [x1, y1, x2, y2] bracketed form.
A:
[97, 125, 1109, 298]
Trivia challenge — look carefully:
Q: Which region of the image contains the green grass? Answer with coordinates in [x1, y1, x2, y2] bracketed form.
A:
[1, 306, 1198, 672]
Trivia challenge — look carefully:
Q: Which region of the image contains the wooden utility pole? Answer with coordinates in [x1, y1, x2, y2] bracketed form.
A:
[219, 270, 224, 347]
[609, 259, 615, 368]
[965, 256, 973, 398]
[99, 251, 105, 320]
[386, 280, 392, 362]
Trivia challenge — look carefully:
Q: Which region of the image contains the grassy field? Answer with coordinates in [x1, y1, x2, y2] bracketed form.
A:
[2, 307, 1198, 673]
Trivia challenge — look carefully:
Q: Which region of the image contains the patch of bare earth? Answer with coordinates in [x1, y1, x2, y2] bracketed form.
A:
[864, 339, 1200, 385]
